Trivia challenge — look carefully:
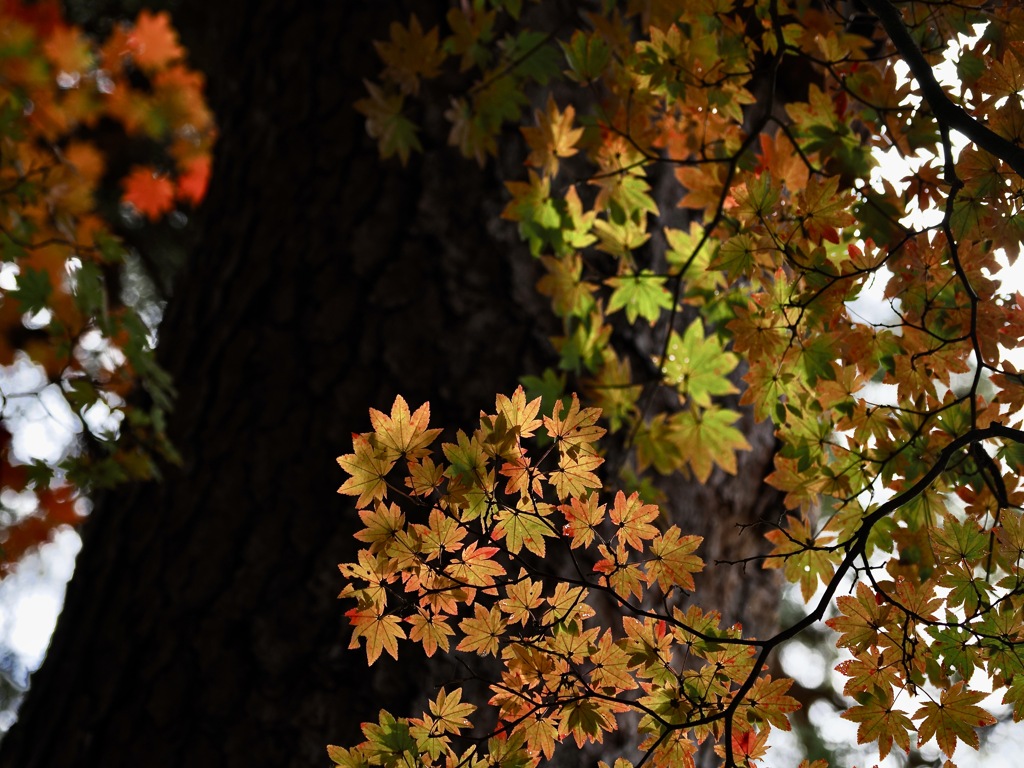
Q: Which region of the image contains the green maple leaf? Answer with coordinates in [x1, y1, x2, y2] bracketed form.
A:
[560, 697, 615, 747]
[840, 686, 913, 760]
[1002, 674, 1024, 721]
[492, 501, 553, 556]
[932, 512, 988, 563]
[670, 405, 751, 483]
[362, 710, 417, 762]
[442, 429, 488, 484]
[913, 681, 996, 755]
[354, 81, 422, 165]
[710, 232, 759, 282]
[927, 623, 984, 681]
[634, 413, 684, 475]
[560, 29, 611, 84]
[487, 729, 532, 768]
[798, 334, 838, 385]
[663, 320, 739, 408]
[606, 270, 673, 325]
[938, 562, 994, 616]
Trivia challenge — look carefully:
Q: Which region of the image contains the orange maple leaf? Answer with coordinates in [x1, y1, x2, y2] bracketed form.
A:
[176, 156, 211, 206]
[522, 95, 584, 177]
[128, 10, 183, 70]
[122, 166, 175, 220]
[42, 24, 92, 73]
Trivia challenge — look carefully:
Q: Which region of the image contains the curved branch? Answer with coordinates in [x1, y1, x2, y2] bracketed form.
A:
[861, 0, 1024, 178]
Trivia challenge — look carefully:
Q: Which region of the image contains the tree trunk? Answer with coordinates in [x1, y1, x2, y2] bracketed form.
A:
[0, 2, 782, 766]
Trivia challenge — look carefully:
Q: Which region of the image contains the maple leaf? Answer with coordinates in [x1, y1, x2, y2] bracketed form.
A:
[715, 726, 770, 764]
[128, 10, 183, 70]
[353, 501, 407, 555]
[498, 574, 543, 625]
[457, 604, 505, 656]
[354, 81, 422, 165]
[337, 433, 397, 509]
[176, 156, 211, 206]
[42, 24, 92, 72]
[589, 631, 635, 694]
[122, 166, 176, 221]
[743, 675, 800, 730]
[558, 697, 616, 747]
[494, 386, 543, 439]
[606, 270, 673, 325]
[446, 541, 506, 587]
[429, 687, 476, 734]
[594, 541, 645, 600]
[609, 490, 659, 550]
[543, 393, 606, 449]
[826, 581, 894, 654]
[834, 648, 904, 697]
[519, 716, 558, 761]
[663, 320, 739, 408]
[560, 493, 606, 548]
[913, 681, 996, 755]
[646, 525, 703, 593]
[407, 609, 455, 657]
[764, 515, 838, 602]
[416, 507, 465, 560]
[346, 606, 406, 664]
[841, 685, 913, 760]
[374, 14, 445, 96]
[360, 710, 417, 762]
[536, 253, 596, 317]
[369, 395, 441, 460]
[492, 500, 553, 556]
[522, 95, 584, 177]
[671, 406, 751, 483]
[550, 448, 604, 501]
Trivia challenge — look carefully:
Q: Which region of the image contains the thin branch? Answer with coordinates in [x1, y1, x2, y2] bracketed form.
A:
[861, 0, 1024, 178]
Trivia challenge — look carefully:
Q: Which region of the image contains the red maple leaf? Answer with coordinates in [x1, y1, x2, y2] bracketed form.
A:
[122, 166, 175, 220]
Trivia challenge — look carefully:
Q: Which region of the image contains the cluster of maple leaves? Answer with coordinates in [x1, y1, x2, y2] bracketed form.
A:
[0, 1, 213, 571]
[340, 0, 1024, 766]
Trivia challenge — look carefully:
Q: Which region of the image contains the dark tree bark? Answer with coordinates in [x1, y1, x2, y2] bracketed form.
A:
[0, 2, 782, 766]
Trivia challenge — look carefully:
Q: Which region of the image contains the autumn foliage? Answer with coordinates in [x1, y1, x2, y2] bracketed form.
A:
[0, 1, 213, 572]
[337, 0, 1024, 766]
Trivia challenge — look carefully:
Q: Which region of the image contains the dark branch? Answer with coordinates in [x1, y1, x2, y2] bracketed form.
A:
[861, 0, 1024, 178]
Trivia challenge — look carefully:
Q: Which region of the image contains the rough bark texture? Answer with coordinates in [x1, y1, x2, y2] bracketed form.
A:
[1, 2, 543, 765]
[0, 2, 783, 766]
